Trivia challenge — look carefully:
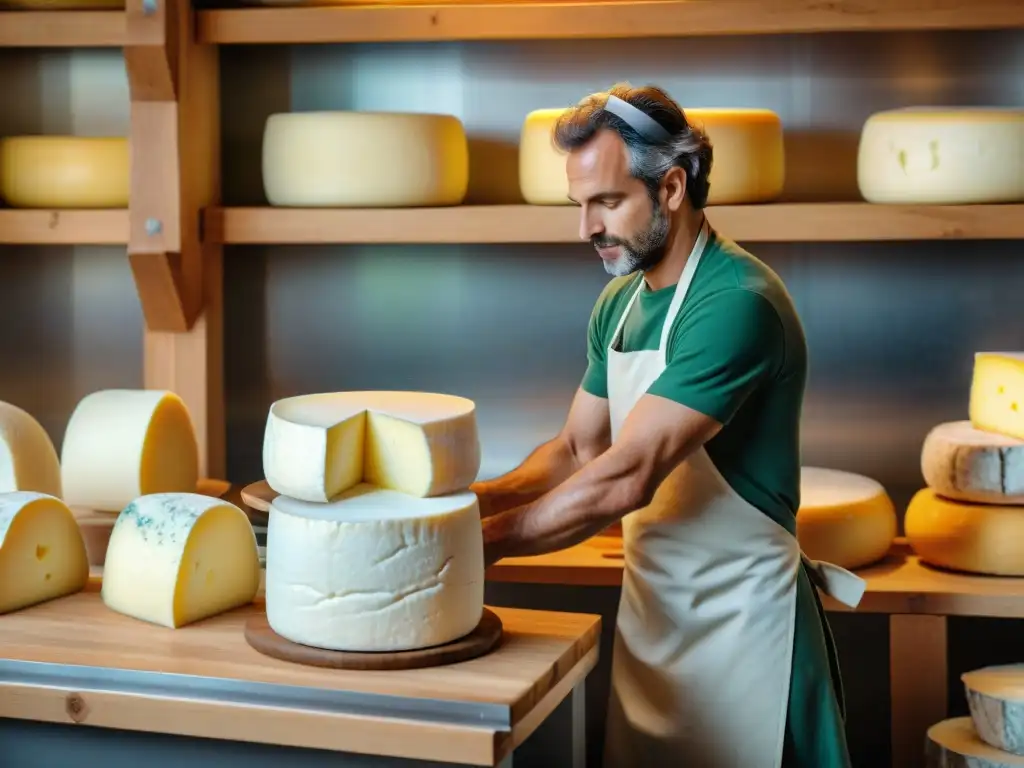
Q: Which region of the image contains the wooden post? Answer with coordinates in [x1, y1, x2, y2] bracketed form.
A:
[890, 614, 948, 768]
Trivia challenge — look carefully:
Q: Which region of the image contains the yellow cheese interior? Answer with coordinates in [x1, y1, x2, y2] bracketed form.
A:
[363, 411, 436, 497]
[324, 412, 366, 499]
[970, 352, 1024, 441]
[139, 393, 200, 496]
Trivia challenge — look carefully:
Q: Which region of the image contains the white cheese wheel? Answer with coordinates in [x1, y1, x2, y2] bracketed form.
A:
[101, 493, 261, 628]
[857, 108, 1024, 204]
[905, 489, 1024, 576]
[517, 106, 784, 205]
[926, 717, 1024, 768]
[263, 390, 480, 503]
[0, 401, 61, 498]
[265, 484, 484, 652]
[971, 352, 1024, 443]
[922, 421, 1024, 505]
[262, 111, 469, 207]
[796, 467, 897, 569]
[0, 136, 129, 209]
[963, 665, 1024, 756]
[61, 389, 199, 513]
[0, 492, 89, 614]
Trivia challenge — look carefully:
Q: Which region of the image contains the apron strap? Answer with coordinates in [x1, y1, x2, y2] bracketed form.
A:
[658, 217, 710, 355]
[608, 274, 646, 353]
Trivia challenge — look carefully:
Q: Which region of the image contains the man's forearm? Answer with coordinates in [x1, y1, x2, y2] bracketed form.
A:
[470, 435, 580, 518]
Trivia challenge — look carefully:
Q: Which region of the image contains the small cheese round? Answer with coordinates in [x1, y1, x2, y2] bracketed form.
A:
[926, 717, 1024, 767]
[261, 111, 469, 207]
[795, 467, 897, 569]
[0, 136, 129, 209]
[922, 421, 1024, 505]
[265, 484, 485, 652]
[905, 489, 1024, 576]
[857, 108, 1024, 204]
[962, 665, 1024, 756]
[519, 108, 571, 205]
[0, 401, 61, 498]
[61, 390, 199, 513]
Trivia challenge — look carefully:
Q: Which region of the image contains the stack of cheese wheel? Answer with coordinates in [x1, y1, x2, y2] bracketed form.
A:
[260, 391, 485, 652]
[0, 137, 129, 209]
[518, 106, 785, 205]
[261, 111, 469, 208]
[857, 108, 1024, 204]
[907, 352, 1024, 575]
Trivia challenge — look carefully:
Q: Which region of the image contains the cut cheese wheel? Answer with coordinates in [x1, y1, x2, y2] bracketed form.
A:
[857, 108, 1024, 204]
[101, 493, 261, 628]
[262, 111, 469, 207]
[263, 390, 480, 502]
[963, 665, 1024, 756]
[795, 467, 897, 569]
[0, 137, 129, 209]
[905, 489, 1024, 576]
[61, 389, 199, 513]
[0, 492, 89, 614]
[922, 421, 1024, 505]
[971, 353, 1024, 442]
[926, 717, 1024, 767]
[0, 401, 61, 498]
[265, 484, 484, 652]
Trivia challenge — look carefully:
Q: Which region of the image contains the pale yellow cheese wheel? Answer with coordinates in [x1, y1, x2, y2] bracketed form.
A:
[0, 137, 129, 209]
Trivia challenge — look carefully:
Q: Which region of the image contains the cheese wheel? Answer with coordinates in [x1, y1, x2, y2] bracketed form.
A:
[517, 107, 784, 205]
[0, 401, 61, 498]
[922, 421, 1024, 505]
[0, 492, 89, 615]
[926, 717, 1024, 768]
[971, 352, 1024, 442]
[61, 390, 199, 513]
[265, 484, 484, 652]
[857, 108, 1024, 204]
[905, 489, 1024, 576]
[263, 390, 480, 503]
[963, 665, 1024, 756]
[261, 111, 469, 207]
[795, 467, 897, 569]
[0, 137, 129, 209]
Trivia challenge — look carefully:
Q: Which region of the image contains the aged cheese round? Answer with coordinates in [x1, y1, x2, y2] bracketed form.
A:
[519, 108, 572, 205]
[0, 136, 129, 209]
[922, 421, 1024, 505]
[0, 401, 61, 498]
[905, 489, 1024, 576]
[962, 665, 1024, 756]
[926, 717, 1024, 767]
[265, 485, 484, 652]
[857, 108, 1024, 204]
[262, 111, 469, 207]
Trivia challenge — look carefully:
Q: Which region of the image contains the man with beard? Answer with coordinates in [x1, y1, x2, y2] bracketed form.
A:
[470, 84, 865, 768]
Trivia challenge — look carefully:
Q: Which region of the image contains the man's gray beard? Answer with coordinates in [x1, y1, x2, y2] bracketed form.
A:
[602, 206, 671, 277]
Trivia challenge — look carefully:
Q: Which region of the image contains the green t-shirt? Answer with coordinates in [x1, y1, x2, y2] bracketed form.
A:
[580, 229, 808, 532]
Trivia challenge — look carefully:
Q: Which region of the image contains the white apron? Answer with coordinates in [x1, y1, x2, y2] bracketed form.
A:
[602, 220, 866, 768]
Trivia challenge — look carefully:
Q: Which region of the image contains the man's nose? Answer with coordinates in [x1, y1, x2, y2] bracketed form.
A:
[579, 208, 602, 242]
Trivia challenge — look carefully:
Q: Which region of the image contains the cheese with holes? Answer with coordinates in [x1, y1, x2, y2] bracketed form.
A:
[262, 111, 469, 207]
[926, 717, 1024, 768]
[265, 484, 484, 651]
[795, 467, 897, 569]
[971, 353, 1024, 442]
[0, 137, 129, 209]
[905, 489, 1024, 576]
[101, 493, 261, 628]
[0, 492, 88, 614]
[0, 401, 61, 498]
[263, 391, 480, 502]
[962, 665, 1024, 755]
[858, 108, 1024, 204]
[61, 390, 199, 512]
[922, 421, 1024, 505]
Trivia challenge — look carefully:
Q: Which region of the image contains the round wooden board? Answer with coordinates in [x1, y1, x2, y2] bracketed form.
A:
[240, 479, 276, 514]
[244, 608, 504, 670]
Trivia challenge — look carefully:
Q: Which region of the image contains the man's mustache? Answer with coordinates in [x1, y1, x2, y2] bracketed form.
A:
[592, 236, 625, 249]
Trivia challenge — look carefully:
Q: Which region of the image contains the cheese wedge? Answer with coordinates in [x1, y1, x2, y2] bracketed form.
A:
[0, 400, 61, 497]
[922, 421, 1024, 505]
[971, 353, 1024, 442]
[962, 665, 1024, 756]
[926, 717, 1024, 767]
[0, 492, 89, 614]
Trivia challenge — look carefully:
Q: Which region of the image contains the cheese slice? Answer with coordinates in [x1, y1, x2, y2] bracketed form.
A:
[926, 717, 1024, 768]
[796, 467, 897, 569]
[905, 489, 1024, 576]
[922, 421, 1024, 505]
[263, 390, 480, 502]
[971, 353, 1024, 442]
[0, 400, 61, 498]
[962, 665, 1024, 756]
[0, 492, 89, 614]
[101, 493, 261, 628]
[61, 389, 199, 513]
[265, 484, 484, 652]
[0, 136, 129, 209]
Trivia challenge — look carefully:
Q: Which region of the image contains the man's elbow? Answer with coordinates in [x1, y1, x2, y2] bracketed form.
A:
[592, 460, 658, 524]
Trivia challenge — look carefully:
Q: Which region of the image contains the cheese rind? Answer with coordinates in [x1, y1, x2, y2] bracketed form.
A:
[265, 484, 484, 652]
[971, 353, 1024, 442]
[0, 492, 89, 614]
[0, 137, 129, 209]
[262, 111, 469, 207]
[263, 391, 480, 502]
[796, 467, 897, 569]
[0, 400, 61, 498]
[963, 665, 1024, 756]
[922, 421, 1024, 505]
[101, 493, 261, 628]
[926, 717, 1024, 768]
[61, 389, 199, 512]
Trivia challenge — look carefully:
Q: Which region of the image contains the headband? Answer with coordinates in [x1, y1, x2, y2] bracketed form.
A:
[603, 94, 673, 143]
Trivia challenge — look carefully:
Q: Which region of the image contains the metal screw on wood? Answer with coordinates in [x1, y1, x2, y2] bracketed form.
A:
[143, 0, 157, 14]
[145, 218, 163, 236]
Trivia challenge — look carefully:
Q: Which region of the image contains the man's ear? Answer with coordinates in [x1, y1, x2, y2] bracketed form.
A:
[661, 166, 688, 212]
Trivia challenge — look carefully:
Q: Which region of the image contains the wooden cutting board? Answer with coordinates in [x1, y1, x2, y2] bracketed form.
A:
[240, 479, 275, 517]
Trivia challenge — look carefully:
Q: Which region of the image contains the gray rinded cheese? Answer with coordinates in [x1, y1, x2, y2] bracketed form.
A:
[926, 717, 1024, 767]
[963, 666, 1024, 756]
[922, 421, 1024, 505]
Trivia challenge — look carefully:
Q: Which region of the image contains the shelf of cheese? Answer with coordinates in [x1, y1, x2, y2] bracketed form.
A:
[0, 11, 124, 47]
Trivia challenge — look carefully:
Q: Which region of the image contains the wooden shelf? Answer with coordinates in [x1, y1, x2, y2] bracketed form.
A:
[206, 203, 1024, 245]
[0, 210, 129, 245]
[0, 11, 125, 47]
